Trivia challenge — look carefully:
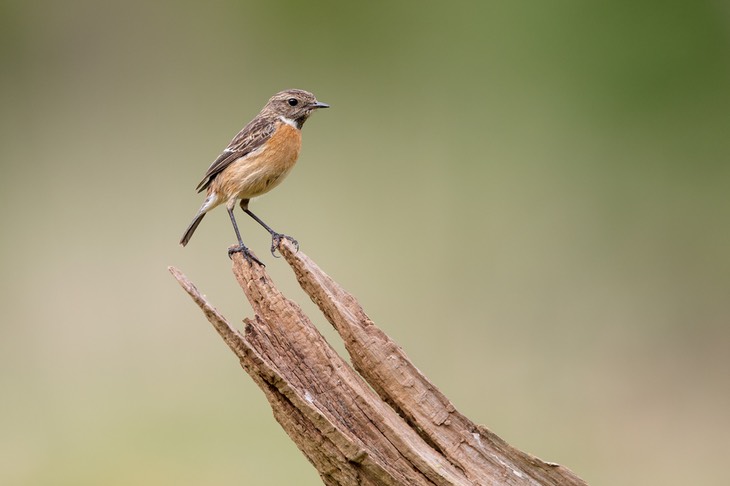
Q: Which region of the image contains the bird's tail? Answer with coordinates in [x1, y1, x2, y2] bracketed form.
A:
[180, 212, 206, 246]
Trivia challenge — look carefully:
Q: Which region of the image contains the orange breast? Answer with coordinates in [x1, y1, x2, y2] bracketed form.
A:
[263, 122, 302, 171]
[214, 122, 302, 201]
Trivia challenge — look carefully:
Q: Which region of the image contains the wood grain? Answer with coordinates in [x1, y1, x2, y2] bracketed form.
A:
[169, 241, 588, 485]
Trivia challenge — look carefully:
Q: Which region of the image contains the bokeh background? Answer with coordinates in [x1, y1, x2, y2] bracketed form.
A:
[1, 1, 729, 484]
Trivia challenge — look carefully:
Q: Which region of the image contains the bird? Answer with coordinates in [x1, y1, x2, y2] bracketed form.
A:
[179, 89, 329, 265]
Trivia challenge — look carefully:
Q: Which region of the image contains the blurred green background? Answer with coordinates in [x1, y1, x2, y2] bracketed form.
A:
[1, 1, 729, 484]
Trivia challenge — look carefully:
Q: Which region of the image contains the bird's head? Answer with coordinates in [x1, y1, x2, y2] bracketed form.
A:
[263, 89, 329, 129]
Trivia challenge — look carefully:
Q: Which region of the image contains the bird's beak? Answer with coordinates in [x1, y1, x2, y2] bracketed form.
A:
[311, 101, 330, 109]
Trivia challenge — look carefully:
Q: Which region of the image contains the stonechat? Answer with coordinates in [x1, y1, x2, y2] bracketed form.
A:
[180, 89, 329, 265]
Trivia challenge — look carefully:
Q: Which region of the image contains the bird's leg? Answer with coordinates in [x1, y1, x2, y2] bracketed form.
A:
[241, 206, 298, 257]
[227, 206, 264, 266]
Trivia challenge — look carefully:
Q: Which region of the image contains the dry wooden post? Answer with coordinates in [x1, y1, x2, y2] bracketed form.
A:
[169, 240, 588, 485]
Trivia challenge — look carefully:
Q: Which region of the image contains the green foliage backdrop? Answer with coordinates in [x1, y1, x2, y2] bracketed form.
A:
[1, 1, 728, 484]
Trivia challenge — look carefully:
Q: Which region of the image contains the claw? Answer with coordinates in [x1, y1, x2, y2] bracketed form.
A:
[228, 244, 265, 267]
[270, 233, 299, 257]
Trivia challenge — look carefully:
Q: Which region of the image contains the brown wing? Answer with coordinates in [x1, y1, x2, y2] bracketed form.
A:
[195, 116, 277, 193]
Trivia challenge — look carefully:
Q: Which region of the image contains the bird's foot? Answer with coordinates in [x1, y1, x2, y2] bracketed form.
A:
[270, 233, 298, 257]
[228, 244, 265, 267]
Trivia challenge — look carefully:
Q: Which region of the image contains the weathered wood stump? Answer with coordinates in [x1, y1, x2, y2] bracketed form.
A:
[170, 240, 587, 485]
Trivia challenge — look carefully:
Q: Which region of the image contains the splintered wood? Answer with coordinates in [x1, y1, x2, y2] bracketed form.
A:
[170, 240, 587, 486]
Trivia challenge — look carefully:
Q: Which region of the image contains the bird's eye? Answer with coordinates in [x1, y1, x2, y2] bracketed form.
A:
[287, 98, 298, 106]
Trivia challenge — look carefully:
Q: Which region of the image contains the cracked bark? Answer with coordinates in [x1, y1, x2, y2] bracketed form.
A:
[169, 240, 588, 485]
